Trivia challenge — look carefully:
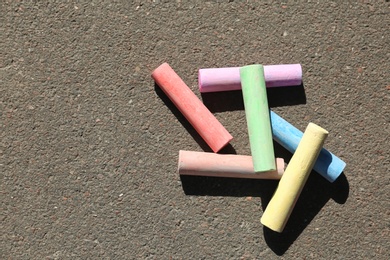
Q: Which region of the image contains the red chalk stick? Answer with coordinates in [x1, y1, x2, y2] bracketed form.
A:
[152, 63, 233, 152]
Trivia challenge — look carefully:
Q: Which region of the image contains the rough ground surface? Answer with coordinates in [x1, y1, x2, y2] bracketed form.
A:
[1, 1, 389, 259]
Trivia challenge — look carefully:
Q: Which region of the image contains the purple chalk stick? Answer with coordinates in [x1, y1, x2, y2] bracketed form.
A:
[198, 64, 302, 93]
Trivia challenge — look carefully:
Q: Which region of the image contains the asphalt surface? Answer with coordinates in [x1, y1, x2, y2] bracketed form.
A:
[1, 1, 389, 259]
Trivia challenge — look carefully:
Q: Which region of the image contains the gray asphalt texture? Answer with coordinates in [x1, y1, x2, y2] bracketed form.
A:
[1, 1, 389, 259]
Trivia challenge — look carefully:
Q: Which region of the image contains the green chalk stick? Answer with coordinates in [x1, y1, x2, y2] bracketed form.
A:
[240, 64, 276, 172]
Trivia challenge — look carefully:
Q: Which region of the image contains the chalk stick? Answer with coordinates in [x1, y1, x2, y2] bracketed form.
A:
[199, 64, 302, 93]
[240, 64, 276, 172]
[178, 150, 284, 179]
[270, 110, 346, 182]
[261, 123, 328, 233]
[152, 63, 233, 152]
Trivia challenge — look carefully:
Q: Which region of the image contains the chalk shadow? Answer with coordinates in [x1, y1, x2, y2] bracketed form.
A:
[263, 142, 348, 255]
[154, 83, 236, 154]
[267, 84, 307, 108]
[180, 142, 349, 255]
[200, 84, 306, 112]
[262, 171, 349, 255]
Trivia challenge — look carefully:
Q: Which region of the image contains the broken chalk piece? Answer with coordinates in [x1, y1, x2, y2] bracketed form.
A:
[240, 64, 276, 172]
[261, 123, 328, 233]
[199, 64, 302, 93]
[178, 150, 284, 179]
[270, 110, 346, 182]
[152, 63, 233, 153]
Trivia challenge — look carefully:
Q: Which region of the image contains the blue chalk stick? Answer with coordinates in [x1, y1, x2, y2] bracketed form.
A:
[270, 110, 346, 182]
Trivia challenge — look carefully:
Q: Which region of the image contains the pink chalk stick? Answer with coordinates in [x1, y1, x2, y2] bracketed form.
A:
[152, 63, 233, 152]
[178, 150, 284, 179]
[198, 64, 302, 93]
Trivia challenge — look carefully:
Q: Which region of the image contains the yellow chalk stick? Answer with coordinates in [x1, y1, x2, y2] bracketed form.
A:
[260, 123, 328, 233]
